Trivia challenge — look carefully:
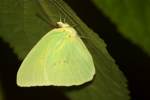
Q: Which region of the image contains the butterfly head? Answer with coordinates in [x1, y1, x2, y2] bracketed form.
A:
[56, 22, 70, 28]
[56, 22, 78, 38]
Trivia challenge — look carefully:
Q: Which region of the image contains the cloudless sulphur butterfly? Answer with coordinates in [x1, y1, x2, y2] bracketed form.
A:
[17, 21, 95, 87]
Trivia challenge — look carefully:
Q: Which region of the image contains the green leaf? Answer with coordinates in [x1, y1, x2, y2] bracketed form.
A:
[0, 0, 50, 59]
[92, 0, 150, 55]
[0, 0, 130, 100]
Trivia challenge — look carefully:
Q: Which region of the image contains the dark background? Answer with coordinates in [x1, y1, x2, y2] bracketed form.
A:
[0, 0, 150, 100]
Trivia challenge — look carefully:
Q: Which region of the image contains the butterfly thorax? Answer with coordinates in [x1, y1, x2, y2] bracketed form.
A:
[56, 21, 77, 38]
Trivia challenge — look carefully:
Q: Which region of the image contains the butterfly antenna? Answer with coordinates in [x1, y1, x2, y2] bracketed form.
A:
[63, 14, 66, 23]
[59, 12, 62, 22]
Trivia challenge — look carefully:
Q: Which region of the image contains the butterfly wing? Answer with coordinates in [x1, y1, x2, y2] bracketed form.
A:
[17, 29, 95, 87]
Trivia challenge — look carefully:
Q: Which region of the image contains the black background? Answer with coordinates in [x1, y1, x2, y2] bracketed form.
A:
[0, 0, 150, 100]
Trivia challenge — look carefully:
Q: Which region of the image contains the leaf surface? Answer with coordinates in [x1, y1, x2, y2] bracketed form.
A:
[0, 0, 130, 100]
